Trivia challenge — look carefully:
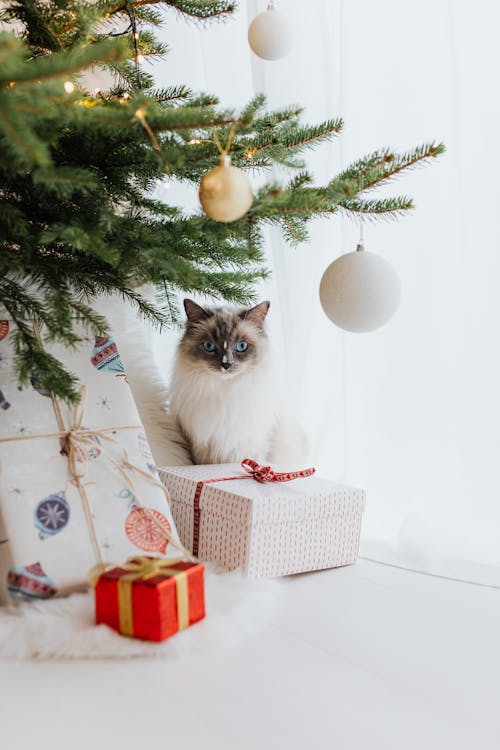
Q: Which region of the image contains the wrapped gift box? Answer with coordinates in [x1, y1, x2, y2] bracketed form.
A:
[0, 320, 181, 603]
[158, 463, 366, 578]
[94, 556, 205, 641]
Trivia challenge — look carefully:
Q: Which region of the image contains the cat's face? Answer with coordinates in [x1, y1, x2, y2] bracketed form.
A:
[179, 299, 270, 378]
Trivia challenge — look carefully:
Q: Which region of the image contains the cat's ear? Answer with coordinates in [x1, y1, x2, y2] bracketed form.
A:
[183, 299, 211, 324]
[241, 301, 270, 327]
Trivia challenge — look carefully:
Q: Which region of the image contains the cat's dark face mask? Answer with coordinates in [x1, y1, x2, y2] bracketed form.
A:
[179, 300, 270, 378]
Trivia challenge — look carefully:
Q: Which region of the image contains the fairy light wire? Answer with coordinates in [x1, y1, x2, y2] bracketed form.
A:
[124, 0, 142, 89]
[135, 109, 162, 154]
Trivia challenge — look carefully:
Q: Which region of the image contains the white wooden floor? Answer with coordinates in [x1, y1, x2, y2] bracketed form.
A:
[1, 559, 499, 750]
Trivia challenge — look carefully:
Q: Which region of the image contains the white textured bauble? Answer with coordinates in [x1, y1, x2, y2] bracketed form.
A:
[248, 9, 292, 61]
[319, 248, 401, 332]
[199, 154, 253, 223]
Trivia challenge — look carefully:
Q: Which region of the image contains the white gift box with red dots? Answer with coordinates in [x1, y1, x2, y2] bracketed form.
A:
[159, 463, 365, 578]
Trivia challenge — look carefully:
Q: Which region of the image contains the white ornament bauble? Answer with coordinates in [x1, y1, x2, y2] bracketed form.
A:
[248, 8, 292, 61]
[199, 154, 253, 223]
[319, 246, 401, 332]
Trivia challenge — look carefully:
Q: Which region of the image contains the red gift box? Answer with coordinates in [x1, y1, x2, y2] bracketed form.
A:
[94, 556, 205, 641]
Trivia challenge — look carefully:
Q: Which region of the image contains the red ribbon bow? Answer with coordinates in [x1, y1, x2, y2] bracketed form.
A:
[241, 458, 315, 483]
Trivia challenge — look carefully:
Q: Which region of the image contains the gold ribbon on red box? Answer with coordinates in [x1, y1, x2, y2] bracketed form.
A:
[114, 556, 190, 635]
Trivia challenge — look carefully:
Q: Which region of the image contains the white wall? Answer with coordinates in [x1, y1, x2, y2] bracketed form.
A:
[146, 0, 500, 581]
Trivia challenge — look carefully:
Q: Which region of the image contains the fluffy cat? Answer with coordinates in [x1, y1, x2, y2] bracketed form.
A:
[160, 298, 308, 467]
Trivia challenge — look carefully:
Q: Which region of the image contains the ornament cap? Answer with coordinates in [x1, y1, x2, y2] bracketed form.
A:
[356, 242, 365, 252]
[219, 153, 231, 167]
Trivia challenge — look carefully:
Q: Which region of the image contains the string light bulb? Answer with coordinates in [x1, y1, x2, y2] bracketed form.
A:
[136, 53, 144, 65]
[188, 139, 202, 145]
[64, 81, 74, 94]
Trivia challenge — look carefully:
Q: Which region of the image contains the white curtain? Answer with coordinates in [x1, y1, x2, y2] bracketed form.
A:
[148, 0, 500, 584]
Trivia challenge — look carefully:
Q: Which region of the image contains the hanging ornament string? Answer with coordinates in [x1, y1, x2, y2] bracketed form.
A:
[212, 122, 237, 158]
[357, 174, 365, 252]
[134, 108, 162, 155]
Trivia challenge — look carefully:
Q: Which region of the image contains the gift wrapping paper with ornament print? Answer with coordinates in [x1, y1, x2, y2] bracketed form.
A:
[0, 320, 181, 603]
[158, 463, 366, 578]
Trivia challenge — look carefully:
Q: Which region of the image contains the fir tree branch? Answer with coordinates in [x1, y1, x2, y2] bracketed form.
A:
[11, 320, 81, 403]
[0, 37, 127, 85]
[241, 118, 344, 159]
[0, 91, 50, 165]
[151, 84, 192, 104]
[124, 0, 236, 20]
[283, 216, 307, 245]
[0, 4, 444, 400]
[337, 142, 445, 192]
[4, 0, 63, 52]
[339, 196, 414, 220]
[160, 279, 180, 324]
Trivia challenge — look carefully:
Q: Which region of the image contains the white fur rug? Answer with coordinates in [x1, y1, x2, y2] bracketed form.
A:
[0, 570, 280, 660]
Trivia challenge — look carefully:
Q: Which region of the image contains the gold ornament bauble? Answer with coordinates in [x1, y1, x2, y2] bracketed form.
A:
[199, 154, 253, 223]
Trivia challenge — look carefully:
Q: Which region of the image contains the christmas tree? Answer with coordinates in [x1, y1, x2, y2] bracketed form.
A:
[0, 0, 444, 402]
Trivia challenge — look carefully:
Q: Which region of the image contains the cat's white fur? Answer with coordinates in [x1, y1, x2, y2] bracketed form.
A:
[167, 340, 308, 467]
[100, 294, 307, 468]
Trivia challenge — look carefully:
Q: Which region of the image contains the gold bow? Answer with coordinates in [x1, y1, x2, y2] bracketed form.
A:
[118, 556, 187, 580]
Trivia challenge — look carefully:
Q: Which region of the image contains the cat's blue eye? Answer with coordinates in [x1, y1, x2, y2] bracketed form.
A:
[235, 340, 248, 353]
[203, 340, 216, 353]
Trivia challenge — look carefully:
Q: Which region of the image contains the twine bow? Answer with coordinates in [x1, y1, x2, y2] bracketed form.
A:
[116, 555, 187, 582]
[59, 386, 122, 481]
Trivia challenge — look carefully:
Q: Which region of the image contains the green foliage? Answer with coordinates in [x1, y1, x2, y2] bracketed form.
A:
[160, 1, 237, 20]
[0, 0, 444, 402]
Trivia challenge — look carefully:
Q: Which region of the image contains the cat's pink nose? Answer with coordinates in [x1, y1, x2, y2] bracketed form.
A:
[221, 361, 233, 370]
